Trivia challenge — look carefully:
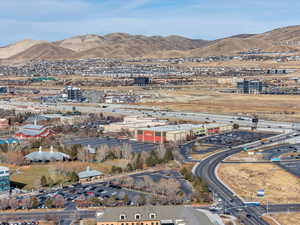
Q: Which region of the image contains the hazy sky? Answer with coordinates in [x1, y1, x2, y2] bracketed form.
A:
[0, 0, 299, 45]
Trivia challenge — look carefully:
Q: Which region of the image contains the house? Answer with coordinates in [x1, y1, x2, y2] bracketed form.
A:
[78, 166, 103, 182]
[96, 205, 224, 225]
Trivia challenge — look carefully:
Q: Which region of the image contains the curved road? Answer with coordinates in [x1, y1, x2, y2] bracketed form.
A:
[193, 133, 296, 225]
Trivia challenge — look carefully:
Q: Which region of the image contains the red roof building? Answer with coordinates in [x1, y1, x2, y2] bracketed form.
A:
[16, 124, 54, 139]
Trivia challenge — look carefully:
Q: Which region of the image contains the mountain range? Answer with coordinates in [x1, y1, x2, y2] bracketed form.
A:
[1, 25, 300, 64]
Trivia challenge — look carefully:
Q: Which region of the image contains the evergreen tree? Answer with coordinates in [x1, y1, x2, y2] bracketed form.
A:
[40, 176, 47, 187]
[30, 197, 39, 209]
[45, 198, 53, 208]
[70, 171, 79, 183]
[163, 148, 174, 162]
[126, 163, 133, 172]
[123, 194, 129, 206]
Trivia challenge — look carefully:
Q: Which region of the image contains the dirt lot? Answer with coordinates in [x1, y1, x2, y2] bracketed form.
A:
[225, 151, 265, 162]
[218, 163, 300, 203]
[269, 213, 300, 225]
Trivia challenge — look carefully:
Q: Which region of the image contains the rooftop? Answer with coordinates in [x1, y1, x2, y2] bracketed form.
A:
[0, 166, 9, 171]
[97, 205, 223, 225]
[25, 146, 70, 161]
[137, 124, 205, 132]
[78, 166, 103, 179]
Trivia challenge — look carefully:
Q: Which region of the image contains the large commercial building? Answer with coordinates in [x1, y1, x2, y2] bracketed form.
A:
[136, 123, 232, 143]
[103, 116, 167, 133]
[0, 166, 10, 192]
[67, 86, 83, 102]
[96, 205, 224, 225]
[237, 80, 263, 94]
[136, 124, 206, 144]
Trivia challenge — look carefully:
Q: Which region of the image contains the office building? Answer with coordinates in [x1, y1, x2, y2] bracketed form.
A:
[0, 166, 10, 192]
[67, 86, 83, 101]
[237, 80, 263, 94]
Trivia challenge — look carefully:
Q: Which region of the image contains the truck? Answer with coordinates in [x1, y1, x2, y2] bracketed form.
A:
[244, 201, 260, 206]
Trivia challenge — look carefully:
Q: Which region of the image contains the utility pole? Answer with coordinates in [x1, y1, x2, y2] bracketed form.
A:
[252, 114, 259, 131]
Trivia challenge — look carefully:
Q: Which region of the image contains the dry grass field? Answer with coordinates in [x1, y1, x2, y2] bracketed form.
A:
[225, 151, 265, 162]
[1, 160, 129, 190]
[140, 89, 300, 122]
[270, 213, 300, 225]
[218, 163, 300, 204]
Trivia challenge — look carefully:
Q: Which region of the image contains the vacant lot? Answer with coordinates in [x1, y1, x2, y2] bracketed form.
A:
[270, 213, 300, 225]
[139, 90, 300, 122]
[225, 151, 265, 162]
[218, 163, 300, 203]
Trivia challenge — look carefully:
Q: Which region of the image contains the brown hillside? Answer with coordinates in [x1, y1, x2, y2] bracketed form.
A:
[253, 25, 300, 42]
[0, 39, 46, 59]
[1, 25, 300, 62]
[58, 33, 209, 55]
[6, 43, 75, 64]
[189, 38, 272, 56]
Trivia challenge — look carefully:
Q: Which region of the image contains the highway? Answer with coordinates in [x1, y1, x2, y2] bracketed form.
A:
[0, 100, 298, 131]
[193, 132, 297, 225]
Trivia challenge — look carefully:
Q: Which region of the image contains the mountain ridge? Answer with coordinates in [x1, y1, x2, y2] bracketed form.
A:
[2, 25, 300, 64]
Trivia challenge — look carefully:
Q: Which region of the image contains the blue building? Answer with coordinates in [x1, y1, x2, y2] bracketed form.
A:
[0, 166, 10, 192]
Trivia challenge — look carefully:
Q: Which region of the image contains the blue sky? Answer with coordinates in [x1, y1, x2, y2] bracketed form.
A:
[0, 0, 299, 45]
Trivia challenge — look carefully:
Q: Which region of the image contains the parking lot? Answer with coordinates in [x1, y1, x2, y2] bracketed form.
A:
[280, 161, 300, 178]
[201, 131, 274, 149]
[257, 143, 300, 178]
[34, 181, 149, 209]
[260, 144, 300, 160]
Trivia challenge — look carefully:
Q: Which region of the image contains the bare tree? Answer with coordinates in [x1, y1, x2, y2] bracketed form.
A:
[157, 144, 167, 159]
[95, 144, 110, 162]
[121, 143, 133, 160]
[53, 195, 65, 208]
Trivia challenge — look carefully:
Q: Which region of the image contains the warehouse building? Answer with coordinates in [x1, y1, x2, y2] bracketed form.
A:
[0, 166, 10, 192]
